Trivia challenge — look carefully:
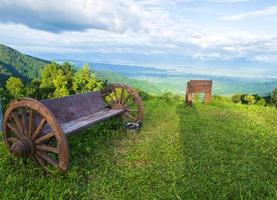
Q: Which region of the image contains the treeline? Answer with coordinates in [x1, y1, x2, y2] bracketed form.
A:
[0, 44, 48, 83]
[231, 91, 277, 107]
[0, 62, 103, 108]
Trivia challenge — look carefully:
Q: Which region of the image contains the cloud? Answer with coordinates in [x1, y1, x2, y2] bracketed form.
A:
[221, 5, 277, 20]
[0, 0, 276, 70]
[0, 0, 144, 33]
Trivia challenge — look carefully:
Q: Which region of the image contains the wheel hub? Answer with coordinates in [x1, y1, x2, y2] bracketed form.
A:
[11, 137, 34, 157]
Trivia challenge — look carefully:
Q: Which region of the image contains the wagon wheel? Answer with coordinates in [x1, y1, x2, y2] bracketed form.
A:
[101, 83, 144, 123]
[3, 98, 69, 172]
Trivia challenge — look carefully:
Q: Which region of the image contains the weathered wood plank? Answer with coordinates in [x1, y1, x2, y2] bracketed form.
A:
[61, 109, 124, 135]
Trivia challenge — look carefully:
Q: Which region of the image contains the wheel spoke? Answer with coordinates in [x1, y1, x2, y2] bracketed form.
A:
[7, 137, 18, 143]
[113, 88, 119, 103]
[34, 154, 47, 169]
[119, 88, 125, 104]
[35, 132, 55, 144]
[122, 95, 131, 105]
[107, 94, 117, 104]
[127, 109, 139, 112]
[36, 151, 58, 167]
[32, 118, 46, 140]
[125, 112, 136, 121]
[19, 108, 28, 135]
[11, 112, 24, 135]
[36, 144, 59, 154]
[7, 122, 24, 137]
[28, 109, 35, 137]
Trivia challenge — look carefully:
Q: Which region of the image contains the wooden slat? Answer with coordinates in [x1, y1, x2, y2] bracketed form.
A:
[61, 109, 124, 135]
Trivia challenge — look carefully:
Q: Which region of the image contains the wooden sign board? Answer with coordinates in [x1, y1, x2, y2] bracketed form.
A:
[185, 80, 212, 106]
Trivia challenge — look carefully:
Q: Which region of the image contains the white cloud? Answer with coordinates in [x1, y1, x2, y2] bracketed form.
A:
[221, 5, 277, 21]
[0, 0, 276, 68]
[0, 0, 145, 33]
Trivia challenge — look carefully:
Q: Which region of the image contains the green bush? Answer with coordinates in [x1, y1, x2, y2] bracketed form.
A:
[231, 94, 242, 103]
[243, 95, 256, 105]
[159, 91, 181, 102]
[136, 88, 154, 101]
[272, 88, 277, 107]
[212, 95, 231, 104]
[255, 98, 267, 107]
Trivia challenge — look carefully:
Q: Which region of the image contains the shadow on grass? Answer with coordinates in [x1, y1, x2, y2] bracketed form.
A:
[0, 116, 127, 174]
[176, 102, 277, 199]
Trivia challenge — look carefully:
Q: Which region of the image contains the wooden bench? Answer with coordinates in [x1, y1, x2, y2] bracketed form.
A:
[185, 80, 212, 106]
[2, 83, 144, 172]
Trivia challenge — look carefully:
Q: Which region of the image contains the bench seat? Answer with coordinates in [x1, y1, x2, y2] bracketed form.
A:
[61, 108, 125, 135]
[39, 91, 125, 135]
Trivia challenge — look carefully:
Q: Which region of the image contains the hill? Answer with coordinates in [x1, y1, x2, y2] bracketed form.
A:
[0, 45, 160, 94]
[0, 98, 276, 199]
[93, 70, 161, 94]
[0, 44, 49, 85]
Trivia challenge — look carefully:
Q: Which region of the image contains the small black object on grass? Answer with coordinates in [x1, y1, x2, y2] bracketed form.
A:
[124, 120, 142, 133]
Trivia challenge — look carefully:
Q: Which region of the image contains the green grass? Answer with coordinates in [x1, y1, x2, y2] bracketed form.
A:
[0, 98, 276, 199]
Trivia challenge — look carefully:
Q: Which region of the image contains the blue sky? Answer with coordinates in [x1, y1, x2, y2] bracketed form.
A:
[0, 0, 276, 78]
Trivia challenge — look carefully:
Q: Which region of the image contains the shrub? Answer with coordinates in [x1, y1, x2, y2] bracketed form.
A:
[212, 95, 231, 104]
[5, 76, 24, 98]
[272, 88, 277, 107]
[136, 88, 153, 101]
[231, 94, 242, 103]
[159, 91, 180, 102]
[243, 95, 256, 105]
[255, 98, 267, 107]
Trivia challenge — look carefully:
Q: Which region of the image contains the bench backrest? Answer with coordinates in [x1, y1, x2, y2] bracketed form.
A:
[187, 80, 212, 93]
[41, 91, 105, 124]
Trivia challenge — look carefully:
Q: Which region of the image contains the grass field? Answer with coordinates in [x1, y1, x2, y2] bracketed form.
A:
[0, 97, 276, 199]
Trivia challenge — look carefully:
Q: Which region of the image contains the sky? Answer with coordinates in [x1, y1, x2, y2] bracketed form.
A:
[0, 0, 276, 77]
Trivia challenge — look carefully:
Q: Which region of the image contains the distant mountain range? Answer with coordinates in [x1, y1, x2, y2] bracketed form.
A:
[0, 44, 49, 84]
[0, 44, 161, 94]
[0, 44, 275, 96]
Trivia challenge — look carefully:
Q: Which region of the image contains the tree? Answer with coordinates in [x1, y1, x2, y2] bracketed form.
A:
[39, 62, 70, 98]
[255, 98, 266, 107]
[72, 64, 102, 93]
[40, 62, 59, 89]
[52, 69, 69, 97]
[231, 94, 242, 103]
[5, 76, 24, 98]
[60, 62, 74, 93]
[25, 79, 42, 99]
[272, 88, 277, 107]
[243, 95, 255, 105]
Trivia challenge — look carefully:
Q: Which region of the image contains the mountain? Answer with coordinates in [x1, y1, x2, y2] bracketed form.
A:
[0, 44, 49, 85]
[0, 44, 161, 94]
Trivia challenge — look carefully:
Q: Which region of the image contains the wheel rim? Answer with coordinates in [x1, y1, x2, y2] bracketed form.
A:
[3, 98, 69, 172]
[102, 84, 144, 123]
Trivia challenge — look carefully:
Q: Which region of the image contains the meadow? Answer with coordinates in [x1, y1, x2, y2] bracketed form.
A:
[0, 97, 276, 199]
